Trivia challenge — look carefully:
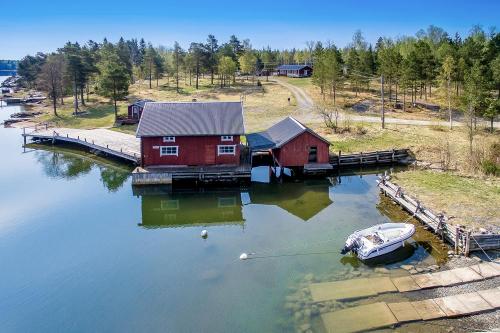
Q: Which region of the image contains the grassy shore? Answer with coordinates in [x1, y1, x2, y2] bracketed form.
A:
[393, 170, 500, 228]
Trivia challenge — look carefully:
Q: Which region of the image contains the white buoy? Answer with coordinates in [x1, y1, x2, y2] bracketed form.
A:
[201, 230, 208, 238]
[239, 253, 249, 260]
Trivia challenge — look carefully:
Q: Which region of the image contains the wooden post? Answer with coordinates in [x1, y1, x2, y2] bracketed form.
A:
[360, 152, 363, 165]
[392, 149, 395, 162]
[376, 151, 379, 163]
[464, 230, 471, 256]
[454, 226, 460, 254]
[338, 151, 341, 166]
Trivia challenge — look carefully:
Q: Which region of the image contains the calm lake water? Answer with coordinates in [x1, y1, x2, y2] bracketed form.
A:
[0, 77, 448, 332]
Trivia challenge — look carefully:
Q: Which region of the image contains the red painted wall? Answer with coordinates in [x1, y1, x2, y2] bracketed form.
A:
[273, 131, 329, 167]
[141, 136, 241, 167]
[128, 105, 144, 119]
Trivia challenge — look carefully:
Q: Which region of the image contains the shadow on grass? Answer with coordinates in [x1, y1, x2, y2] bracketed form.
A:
[47, 102, 120, 128]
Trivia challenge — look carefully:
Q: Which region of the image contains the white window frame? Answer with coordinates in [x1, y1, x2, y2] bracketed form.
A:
[221, 135, 233, 142]
[218, 197, 237, 208]
[161, 199, 179, 211]
[217, 145, 236, 156]
[163, 136, 175, 142]
[160, 146, 179, 157]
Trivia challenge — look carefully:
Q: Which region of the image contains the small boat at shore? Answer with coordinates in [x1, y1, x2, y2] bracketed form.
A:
[341, 223, 416, 261]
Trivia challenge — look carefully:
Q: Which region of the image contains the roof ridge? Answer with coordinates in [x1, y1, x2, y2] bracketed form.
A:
[147, 101, 241, 104]
[288, 116, 306, 130]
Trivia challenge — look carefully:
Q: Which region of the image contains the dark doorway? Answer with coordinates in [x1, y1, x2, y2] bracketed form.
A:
[308, 146, 318, 163]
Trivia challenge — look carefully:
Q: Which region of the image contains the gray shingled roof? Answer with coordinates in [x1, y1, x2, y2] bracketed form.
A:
[136, 102, 245, 137]
[132, 99, 155, 108]
[277, 64, 312, 71]
[247, 116, 329, 150]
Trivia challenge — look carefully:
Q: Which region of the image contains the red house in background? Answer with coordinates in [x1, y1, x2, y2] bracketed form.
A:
[128, 99, 154, 120]
[136, 102, 245, 167]
[276, 65, 313, 78]
[247, 116, 330, 168]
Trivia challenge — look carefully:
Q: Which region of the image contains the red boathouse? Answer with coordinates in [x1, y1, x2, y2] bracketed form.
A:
[247, 116, 330, 168]
[136, 101, 245, 167]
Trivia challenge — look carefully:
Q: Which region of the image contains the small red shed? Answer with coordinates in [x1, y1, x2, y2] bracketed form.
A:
[136, 102, 245, 167]
[247, 117, 330, 167]
[128, 99, 154, 120]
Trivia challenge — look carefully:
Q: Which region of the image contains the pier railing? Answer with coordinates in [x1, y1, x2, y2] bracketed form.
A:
[329, 149, 411, 167]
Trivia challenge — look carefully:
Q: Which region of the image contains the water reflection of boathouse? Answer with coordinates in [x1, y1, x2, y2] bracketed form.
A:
[134, 187, 245, 228]
[135, 180, 333, 228]
[248, 180, 333, 221]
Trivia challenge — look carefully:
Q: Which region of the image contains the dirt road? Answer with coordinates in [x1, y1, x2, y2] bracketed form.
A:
[273, 77, 499, 128]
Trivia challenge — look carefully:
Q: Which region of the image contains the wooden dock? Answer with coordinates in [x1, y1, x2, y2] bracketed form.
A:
[377, 176, 500, 253]
[321, 288, 500, 333]
[309, 261, 500, 302]
[303, 149, 412, 175]
[22, 125, 140, 164]
[131, 164, 252, 185]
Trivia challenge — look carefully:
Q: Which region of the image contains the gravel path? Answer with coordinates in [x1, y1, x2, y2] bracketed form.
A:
[273, 78, 500, 128]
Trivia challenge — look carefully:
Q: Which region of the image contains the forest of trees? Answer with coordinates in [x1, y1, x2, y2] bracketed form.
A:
[310, 26, 500, 131]
[15, 26, 500, 127]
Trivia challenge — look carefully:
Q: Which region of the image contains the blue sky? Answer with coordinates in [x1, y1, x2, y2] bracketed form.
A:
[1, 0, 499, 59]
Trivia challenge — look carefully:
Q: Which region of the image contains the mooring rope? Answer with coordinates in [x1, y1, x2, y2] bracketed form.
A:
[242, 250, 342, 260]
[470, 234, 496, 263]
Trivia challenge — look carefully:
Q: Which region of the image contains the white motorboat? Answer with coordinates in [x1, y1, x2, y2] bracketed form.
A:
[341, 223, 416, 261]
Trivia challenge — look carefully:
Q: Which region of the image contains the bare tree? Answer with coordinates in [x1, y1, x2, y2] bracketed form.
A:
[316, 103, 340, 132]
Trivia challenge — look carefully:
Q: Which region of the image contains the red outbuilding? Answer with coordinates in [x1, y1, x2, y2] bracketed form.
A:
[136, 101, 245, 167]
[128, 99, 154, 120]
[247, 116, 330, 168]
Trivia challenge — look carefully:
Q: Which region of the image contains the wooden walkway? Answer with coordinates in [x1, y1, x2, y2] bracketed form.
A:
[309, 261, 500, 302]
[302, 149, 411, 175]
[23, 127, 140, 164]
[132, 164, 252, 185]
[322, 288, 500, 333]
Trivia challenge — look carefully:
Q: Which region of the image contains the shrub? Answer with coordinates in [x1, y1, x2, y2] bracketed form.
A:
[355, 124, 367, 135]
[481, 160, 499, 176]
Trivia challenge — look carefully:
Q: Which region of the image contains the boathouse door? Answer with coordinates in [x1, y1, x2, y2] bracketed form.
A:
[308, 146, 318, 163]
[205, 145, 216, 165]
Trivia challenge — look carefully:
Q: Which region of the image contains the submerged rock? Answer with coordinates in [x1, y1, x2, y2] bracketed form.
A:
[400, 264, 414, 271]
[303, 273, 315, 282]
[374, 267, 390, 274]
[299, 323, 311, 332]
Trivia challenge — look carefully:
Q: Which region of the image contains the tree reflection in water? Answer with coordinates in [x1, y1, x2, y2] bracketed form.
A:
[35, 150, 130, 192]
